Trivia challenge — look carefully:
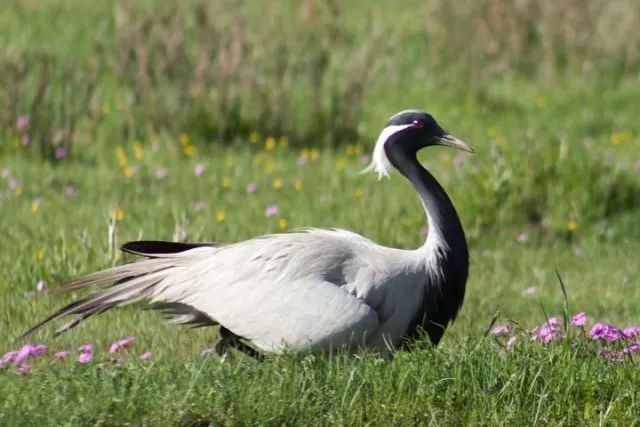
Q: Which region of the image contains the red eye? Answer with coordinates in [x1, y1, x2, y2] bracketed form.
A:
[412, 119, 425, 129]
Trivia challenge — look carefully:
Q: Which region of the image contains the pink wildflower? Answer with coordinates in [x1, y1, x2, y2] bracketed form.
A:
[622, 342, 640, 355]
[532, 317, 563, 343]
[54, 350, 70, 359]
[0, 351, 18, 367]
[570, 312, 587, 327]
[17, 115, 28, 130]
[491, 324, 511, 336]
[624, 326, 640, 339]
[296, 155, 308, 165]
[194, 163, 205, 176]
[78, 343, 95, 353]
[522, 287, 537, 296]
[10, 179, 20, 189]
[517, 232, 527, 243]
[22, 134, 30, 145]
[13, 344, 47, 364]
[246, 182, 257, 193]
[506, 336, 517, 350]
[590, 323, 623, 342]
[265, 205, 278, 217]
[54, 147, 67, 159]
[36, 280, 47, 292]
[139, 351, 152, 360]
[17, 362, 32, 374]
[77, 352, 93, 364]
[109, 336, 134, 354]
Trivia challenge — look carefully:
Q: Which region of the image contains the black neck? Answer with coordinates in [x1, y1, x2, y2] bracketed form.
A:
[391, 149, 469, 345]
[394, 152, 467, 253]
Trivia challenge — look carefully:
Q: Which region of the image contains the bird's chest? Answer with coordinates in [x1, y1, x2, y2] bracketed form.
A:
[360, 272, 426, 349]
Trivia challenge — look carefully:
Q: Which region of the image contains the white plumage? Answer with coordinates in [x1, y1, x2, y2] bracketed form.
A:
[21, 110, 473, 356]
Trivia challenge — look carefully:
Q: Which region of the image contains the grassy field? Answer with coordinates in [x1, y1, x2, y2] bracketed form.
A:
[2, 0, 640, 425]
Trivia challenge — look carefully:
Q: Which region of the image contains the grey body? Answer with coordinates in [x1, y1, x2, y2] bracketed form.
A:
[20, 110, 472, 354]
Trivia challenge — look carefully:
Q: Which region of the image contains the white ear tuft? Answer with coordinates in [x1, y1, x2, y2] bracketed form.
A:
[361, 124, 413, 180]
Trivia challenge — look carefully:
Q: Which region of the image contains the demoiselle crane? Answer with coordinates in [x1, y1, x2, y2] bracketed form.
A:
[20, 110, 473, 356]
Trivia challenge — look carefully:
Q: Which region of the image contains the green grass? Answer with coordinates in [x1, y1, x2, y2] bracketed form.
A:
[2, 0, 640, 425]
[3, 341, 640, 425]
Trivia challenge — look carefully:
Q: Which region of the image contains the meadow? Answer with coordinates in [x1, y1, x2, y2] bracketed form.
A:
[1, 0, 640, 425]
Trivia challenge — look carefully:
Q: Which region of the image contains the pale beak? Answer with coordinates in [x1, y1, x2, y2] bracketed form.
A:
[437, 134, 475, 153]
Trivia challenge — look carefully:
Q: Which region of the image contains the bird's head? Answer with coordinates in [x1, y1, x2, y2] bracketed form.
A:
[363, 110, 474, 179]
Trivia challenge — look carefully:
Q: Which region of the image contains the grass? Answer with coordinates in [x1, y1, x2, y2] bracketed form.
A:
[1, 0, 640, 425]
[3, 341, 640, 425]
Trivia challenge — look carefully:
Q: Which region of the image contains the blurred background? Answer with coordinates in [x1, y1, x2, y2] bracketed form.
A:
[1, 0, 639, 344]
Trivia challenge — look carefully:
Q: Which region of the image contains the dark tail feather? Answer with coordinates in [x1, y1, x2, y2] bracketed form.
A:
[121, 240, 220, 257]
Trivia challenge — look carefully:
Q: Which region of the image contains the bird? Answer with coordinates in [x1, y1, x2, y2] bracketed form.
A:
[19, 110, 473, 357]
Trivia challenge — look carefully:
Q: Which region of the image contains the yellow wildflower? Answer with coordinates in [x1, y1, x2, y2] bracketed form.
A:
[272, 178, 284, 190]
[30, 199, 40, 213]
[36, 248, 46, 261]
[309, 148, 320, 160]
[124, 166, 135, 178]
[109, 208, 125, 222]
[279, 218, 288, 230]
[265, 137, 276, 151]
[215, 211, 226, 223]
[293, 179, 303, 191]
[221, 176, 232, 189]
[567, 220, 578, 232]
[180, 134, 190, 146]
[183, 145, 197, 157]
[335, 157, 347, 171]
[115, 146, 128, 168]
[249, 131, 260, 144]
[133, 140, 144, 160]
[611, 130, 632, 146]
[354, 187, 365, 198]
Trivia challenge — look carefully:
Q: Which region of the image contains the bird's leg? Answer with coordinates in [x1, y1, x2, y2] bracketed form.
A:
[215, 326, 263, 360]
